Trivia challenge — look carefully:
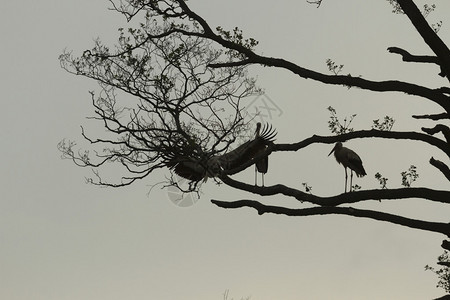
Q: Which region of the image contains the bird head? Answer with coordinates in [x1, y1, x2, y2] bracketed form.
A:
[255, 122, 262, 137]
[328, 142, 343, 156]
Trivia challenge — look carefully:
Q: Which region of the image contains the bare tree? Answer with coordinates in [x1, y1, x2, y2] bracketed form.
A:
[59, 0, 450, 251]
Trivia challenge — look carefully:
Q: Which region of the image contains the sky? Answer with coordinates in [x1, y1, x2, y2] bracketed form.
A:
[1, 0, 450, 299]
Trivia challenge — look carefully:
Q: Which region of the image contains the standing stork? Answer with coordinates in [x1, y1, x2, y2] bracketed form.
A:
[163, 122, 276, 187]
[328, 142, 366, 192]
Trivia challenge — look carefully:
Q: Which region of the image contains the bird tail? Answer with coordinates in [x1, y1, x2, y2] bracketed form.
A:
[356, 167, 367, 177]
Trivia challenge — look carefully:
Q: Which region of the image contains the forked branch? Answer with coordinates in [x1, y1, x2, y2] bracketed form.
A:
[422, 124, 450, 144]
[387, 46, 446, 77]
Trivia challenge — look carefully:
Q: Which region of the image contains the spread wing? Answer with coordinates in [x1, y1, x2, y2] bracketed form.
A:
[163, 154, 206, 182]
[220, 123, 277, 173]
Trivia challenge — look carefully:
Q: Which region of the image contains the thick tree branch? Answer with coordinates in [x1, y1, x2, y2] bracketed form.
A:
[210, 55, 450, 113]
[437, 87, 450, 96]
[210, 199, 450, 237]
[442, 240, 450, 251]
[273, 129, 450, 158]
[219, 175, 450, 206]
[437, 261, 450, 268]
[208, 60, 253, 68]
[430, 157, 450, 182]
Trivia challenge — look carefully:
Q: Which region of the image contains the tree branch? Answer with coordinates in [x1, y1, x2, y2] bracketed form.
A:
[422, 124, 450, 144]
[211, 55, 450, 113]
[210, 199, 450, 237]
[441, 240, 450, 251]
[387, 46, 445, 77]
[387, 47, 441, 65]
[273, 129, 450, 158]
[208, 59, 253, 68]
[219, 175, 450, 206]
[413, 113, 449, 120]
[430, 157, 450, 182]
[395, 0, 450, 80]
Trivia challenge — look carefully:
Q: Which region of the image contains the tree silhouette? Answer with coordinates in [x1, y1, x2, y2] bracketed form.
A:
[59, 0, 450, 252]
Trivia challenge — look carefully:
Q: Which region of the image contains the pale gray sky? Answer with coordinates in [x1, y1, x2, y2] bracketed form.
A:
[1, 1, 450, 299]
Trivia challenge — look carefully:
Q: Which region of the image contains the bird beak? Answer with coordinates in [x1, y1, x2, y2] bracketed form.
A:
[328, 145, 336, 157]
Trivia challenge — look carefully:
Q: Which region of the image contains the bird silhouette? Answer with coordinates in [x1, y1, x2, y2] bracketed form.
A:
[164, 122, 276, 187]
[328, 142, 366, 192]
[217, 122, 276, 186]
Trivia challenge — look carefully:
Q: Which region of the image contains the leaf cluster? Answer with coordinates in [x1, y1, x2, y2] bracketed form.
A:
[401, 165, 419, 188]
[216, 26, 259, 51]
[327, 106, 356, 135]
[326, 59, 344, 75]
[375, 172, 388, 189]
[425, 251, 450, 294]
[372, 116, 395, 131]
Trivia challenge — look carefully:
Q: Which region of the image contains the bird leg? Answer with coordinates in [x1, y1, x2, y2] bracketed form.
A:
[262, 174, 265, 187]
[344, 167, 348, 193]
[254, 165, 258, 186]
[350, 170, 354, 192]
